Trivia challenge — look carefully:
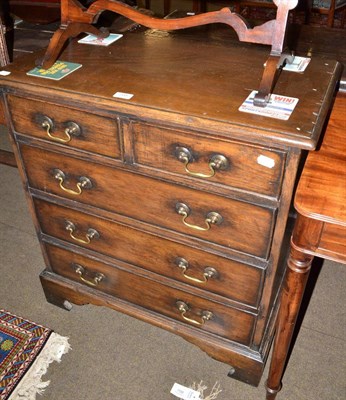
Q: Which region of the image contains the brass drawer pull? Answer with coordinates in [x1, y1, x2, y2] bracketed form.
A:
[65, 220, 100, 244]
[52, 169, 92, 196]
[176, 300, 213, 326]
[175, 146, 229, 179]
[176, 257, 218, 284]
[175, 202, 223, 231]
[72, 263, 105, 287]
[41, 116, 81, 143]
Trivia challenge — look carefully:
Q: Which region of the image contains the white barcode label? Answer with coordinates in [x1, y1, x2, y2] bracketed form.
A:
[170, 383, 200, 399]
[257, 155, 275, 168]
[113, 91, 134, 100]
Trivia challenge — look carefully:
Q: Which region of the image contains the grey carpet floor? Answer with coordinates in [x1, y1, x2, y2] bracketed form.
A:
[0, 129, 345, 400]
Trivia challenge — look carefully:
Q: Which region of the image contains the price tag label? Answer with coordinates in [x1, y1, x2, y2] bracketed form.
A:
[170, 383, 200, 400]
[113, 92, 134, 100]
[257, 155, 275, 168]
[283, 56, 311, 73]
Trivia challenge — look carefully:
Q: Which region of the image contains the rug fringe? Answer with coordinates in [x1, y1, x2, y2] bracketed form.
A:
[184, 381, 222, 400]
[9, 333, 70, 400]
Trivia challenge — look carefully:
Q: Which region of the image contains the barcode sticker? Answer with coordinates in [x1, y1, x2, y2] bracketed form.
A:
[257, 155, 275, 168]
[170, 383, 200, 399]
[113, 91, 134, 100]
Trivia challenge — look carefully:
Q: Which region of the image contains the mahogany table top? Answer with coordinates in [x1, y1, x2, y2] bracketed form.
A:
[295, 92, 346, 226]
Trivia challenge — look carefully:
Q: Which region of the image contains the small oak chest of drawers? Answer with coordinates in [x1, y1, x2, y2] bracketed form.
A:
[0, 28, 340, 389]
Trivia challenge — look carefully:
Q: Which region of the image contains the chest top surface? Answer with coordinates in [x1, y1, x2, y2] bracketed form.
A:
[0, 27, 341, 149]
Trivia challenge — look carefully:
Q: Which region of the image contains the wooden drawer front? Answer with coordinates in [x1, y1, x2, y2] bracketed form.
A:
[133, 123, 285, 197]
[22, 145, 275, 258]
[7, 95, 121, 158]
[45, 244, 255, 345]
[34, 199, 262, 306]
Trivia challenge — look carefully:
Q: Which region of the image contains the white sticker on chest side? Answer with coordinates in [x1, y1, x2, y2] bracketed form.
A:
[113, 91, 134, 100]
[257, 155, 275, 169]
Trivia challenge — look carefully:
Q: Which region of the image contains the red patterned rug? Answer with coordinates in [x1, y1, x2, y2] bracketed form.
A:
[0, 310, 70, 400]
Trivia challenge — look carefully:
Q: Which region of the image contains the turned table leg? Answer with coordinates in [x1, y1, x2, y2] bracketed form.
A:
[265, 243, 313, 399]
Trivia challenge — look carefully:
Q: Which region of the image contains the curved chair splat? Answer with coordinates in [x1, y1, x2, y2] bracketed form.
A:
[38, 0, 298, 106]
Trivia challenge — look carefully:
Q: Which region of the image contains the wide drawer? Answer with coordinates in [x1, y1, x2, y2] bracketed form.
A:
[45, 244, 255, 345]
[34, 198, 263, 306]
[7, 95, 121, 158]
[22, 144, 275, 258]
[133, 122, 286, 198]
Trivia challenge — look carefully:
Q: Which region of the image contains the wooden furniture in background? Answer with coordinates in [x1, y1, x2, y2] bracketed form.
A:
[194, 0, 278, 14]
[266, 91, 346, 399]
[0, 28, 341, 396]
[145, 0, 171, 16]
[195, 0, 345, 27]
[0, 18, 10, 68]
[8, 0, 61, 24]
[192, 0, 308, 25]
[0, 5, 16, 167]
[309, 0, 346, 27]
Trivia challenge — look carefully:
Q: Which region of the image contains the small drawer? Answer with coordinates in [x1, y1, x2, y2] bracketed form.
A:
[45, 244, 255, 345]
[22, 145, 275, 258]
[133, 123, 286, 198]
[35, 199, 263, 306]
[6, 95, 121, 158]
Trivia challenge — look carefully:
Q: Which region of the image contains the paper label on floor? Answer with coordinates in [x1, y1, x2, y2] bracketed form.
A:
[170, 383, 200, 399]
[283, 56, 311, 73]
[239, 91, 299, 120]
[78, 33, 123, 46]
